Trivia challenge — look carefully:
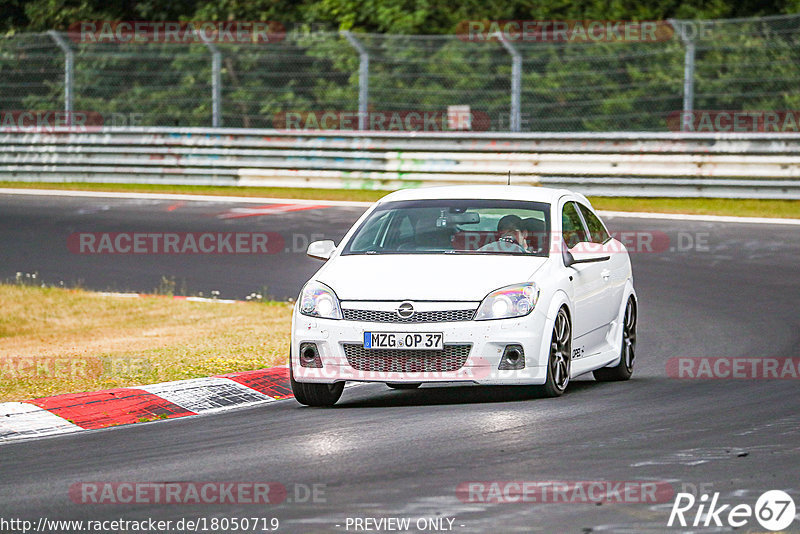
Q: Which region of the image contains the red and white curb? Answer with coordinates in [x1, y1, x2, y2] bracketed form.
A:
[0, 367, 293, 443]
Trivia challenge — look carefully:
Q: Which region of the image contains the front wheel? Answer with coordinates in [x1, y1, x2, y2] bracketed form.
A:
[593, 296, 637, 382]
[537, 307, 571, 397]
[290, 365, 344, 406]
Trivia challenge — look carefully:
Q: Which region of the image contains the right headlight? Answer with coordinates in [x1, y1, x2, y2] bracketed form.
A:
[299, 281, 343, 320]
[474, 282, 539, 321]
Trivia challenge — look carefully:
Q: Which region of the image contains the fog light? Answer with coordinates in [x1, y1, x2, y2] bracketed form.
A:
[299, 342, 323, 368]
[498, 344, 525, 370]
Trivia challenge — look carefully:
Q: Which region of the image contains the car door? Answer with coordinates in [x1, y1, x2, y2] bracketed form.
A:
[576, 202, 627, 327]
[561, 200, 611, 348]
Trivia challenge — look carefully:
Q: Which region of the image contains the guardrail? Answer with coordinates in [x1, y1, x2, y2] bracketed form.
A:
[2, 128, 800, 198]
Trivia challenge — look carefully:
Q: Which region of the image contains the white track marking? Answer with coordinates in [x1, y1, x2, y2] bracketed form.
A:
[141, 377, 275, 414]
[183, 296, 239, 304]
[598, 210, 800, 226]
[0, 402, 81, 442]
[95, 292, 240, 304]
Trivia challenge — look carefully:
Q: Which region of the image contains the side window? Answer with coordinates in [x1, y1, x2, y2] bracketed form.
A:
[577, 204, 610, 244]
[562, 202, 589, 248]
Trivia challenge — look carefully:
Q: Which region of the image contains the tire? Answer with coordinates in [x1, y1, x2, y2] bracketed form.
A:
[387, 383, 421, 390]
[290, 365, 344, 406]
[538, 307, 571, 397]
[593, 296, 637, 382]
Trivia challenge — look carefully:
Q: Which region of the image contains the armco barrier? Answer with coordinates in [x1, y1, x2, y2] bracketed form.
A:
[1, 128, 800, 198]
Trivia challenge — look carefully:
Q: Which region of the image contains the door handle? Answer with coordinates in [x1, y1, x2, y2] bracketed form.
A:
[601, 269, 611, 280]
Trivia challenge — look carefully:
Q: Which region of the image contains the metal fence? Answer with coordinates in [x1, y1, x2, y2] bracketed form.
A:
[2, 128, 799, 198]
[2, 14, 800, 132]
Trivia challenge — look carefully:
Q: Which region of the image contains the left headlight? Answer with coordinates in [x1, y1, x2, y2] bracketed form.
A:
[474, 283, 539, 321]
[299, 280, 343, 320]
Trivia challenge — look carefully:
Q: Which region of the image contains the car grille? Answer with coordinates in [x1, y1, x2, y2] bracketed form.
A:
[343, 344, 471, 373]
[341, 309, 476, 323]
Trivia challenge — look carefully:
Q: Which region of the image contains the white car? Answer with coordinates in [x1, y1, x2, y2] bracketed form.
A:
[290, 186, 637, 406]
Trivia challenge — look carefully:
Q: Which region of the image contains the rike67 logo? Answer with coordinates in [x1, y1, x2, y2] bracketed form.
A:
[668, 490, 796, 531]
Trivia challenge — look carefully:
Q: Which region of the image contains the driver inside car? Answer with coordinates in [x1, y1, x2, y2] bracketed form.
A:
[478, 214, 529, 253]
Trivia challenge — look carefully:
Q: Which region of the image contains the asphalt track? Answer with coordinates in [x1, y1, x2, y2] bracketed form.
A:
[0, 193, 366, 300]
[1, 191, 800, 533]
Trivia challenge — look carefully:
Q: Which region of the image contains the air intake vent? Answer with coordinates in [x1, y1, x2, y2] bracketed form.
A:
[343, 344, 471, 373]
[342, 309, 476, 323]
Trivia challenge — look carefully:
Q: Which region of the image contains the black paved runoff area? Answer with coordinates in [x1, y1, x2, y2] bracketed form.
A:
[1, 191, 799, 533]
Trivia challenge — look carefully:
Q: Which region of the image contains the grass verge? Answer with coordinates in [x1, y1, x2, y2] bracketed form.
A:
[0, 284, 292, 402]
[2, 181, 799, 218]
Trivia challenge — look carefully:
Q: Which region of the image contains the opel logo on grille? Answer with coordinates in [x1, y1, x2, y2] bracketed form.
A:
[397, 302, 415, 319]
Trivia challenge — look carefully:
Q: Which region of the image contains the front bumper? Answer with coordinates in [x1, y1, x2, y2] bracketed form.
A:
[291, 307, 549, 385]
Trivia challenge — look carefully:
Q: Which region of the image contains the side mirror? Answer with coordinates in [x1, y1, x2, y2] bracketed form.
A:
[563, 246, 609, 267]
[307, 240, 336, 261]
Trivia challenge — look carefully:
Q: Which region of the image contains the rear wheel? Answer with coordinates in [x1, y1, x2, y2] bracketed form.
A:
[538, 307, 571, 397]
[290, 365, 344, 406]
[593, 296, 637, 382]
[387, 383, 421, 390]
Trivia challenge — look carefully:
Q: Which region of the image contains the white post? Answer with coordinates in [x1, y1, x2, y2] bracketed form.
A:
[205, 42, 222, 127]
[48, 31, 74, 126]
[670, 20, 696, 132]
[499, 37, 522, 132]
[342, 31, 369, 131]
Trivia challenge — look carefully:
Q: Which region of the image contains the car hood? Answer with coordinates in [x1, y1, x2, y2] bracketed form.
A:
[315, 254, 548, 301]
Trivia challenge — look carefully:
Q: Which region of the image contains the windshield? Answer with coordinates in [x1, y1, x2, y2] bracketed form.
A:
[341, 199, 551, 257]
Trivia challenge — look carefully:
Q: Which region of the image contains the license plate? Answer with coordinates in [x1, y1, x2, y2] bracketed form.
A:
[364, 332, 444, 350]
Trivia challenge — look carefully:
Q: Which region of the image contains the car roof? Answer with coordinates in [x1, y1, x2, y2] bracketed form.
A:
[375, 185, 577, 205]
